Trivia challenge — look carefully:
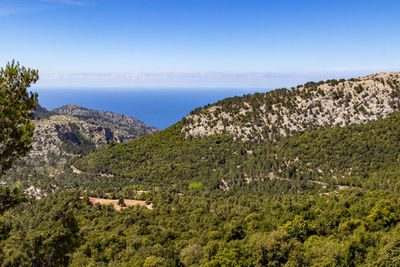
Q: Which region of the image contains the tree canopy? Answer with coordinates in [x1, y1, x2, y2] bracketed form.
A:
[0, 61, 38, 174]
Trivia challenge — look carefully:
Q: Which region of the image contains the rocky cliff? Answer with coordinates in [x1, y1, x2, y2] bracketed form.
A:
[52, 104, 158, 142]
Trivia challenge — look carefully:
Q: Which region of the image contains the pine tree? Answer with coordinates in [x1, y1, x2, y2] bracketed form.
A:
[0, 60, 39, 174]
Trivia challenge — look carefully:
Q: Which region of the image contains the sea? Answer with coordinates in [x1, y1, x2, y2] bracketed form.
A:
[33, 88, 269, 129]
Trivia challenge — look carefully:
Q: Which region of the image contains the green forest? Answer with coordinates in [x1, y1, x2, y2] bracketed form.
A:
[1, 182, 399, 266]
[75, 111, 400, 195]
[1, 112, 400, 266]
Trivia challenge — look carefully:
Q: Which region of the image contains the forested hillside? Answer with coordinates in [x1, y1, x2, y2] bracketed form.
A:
[75, 73, 400, 195]
[1, 179, 399, 266]
[75, 111, 400, 195]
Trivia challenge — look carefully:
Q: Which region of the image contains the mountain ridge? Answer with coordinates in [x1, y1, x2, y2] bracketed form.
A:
[183, 72, 400, 140]
[52, 104, 158, 141]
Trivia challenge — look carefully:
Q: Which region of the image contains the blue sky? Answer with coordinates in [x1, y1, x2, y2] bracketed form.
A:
[0, 0, 399, 88]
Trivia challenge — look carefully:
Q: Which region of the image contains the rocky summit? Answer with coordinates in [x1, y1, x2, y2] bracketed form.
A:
[183, 72, 400, 140]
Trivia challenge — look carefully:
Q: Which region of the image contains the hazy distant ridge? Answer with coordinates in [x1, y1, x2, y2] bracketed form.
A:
[52, 104, 158, 141]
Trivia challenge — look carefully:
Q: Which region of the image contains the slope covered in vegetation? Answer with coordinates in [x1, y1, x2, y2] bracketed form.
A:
[1, 185, 399, 266]
[76, 111, 400, 194]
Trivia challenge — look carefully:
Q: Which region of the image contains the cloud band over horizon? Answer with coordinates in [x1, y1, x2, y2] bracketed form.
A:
[36, 70, 395, 89]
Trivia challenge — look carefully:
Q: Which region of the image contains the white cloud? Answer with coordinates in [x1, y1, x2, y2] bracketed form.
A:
[37, 71, 372, 89]
[42, 71, 281, 82]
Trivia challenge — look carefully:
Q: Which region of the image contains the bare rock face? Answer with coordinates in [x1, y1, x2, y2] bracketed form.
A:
[52, 104, 158, 142]
[29, 104, 158, 159]
[30, 115, 118, 158]
[182, 72, 400, 140]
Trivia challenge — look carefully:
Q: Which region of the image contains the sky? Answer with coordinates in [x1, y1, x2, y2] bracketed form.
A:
[0, 0, 399, 88]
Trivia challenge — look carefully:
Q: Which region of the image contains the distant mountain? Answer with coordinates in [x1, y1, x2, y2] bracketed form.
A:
[28, 103, 158, 158]
[183, 72, 400, 140]
[3, 104, 158, 197]
[52, 104, 158, 142]
[30, 115, 122, 157]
